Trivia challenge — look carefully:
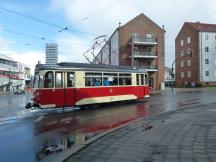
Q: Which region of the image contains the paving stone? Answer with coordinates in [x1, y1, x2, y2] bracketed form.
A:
[194, 153, 209, 159]
[164, 153, 179, 159]
[180, 153, 193, 159]
[64, 104, 216, 162]
[163, 158, 180, 162]
[91, 157, 107, 162]
[180, 150, 193, 154]
[194, 159, 210, 162]
[180, 159, 194, 162]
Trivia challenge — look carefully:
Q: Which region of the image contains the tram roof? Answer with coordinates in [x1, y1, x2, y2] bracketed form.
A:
[35, 62, 147, 73]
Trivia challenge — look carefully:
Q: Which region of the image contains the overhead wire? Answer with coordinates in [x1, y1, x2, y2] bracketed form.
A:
[0, 7, 97, 38]
[0, 0, 123, 47]
[58, 0, 123, 33]
[0, 27, 90, 47]
[67, 0, 122, 27]
[165, 0, 206, 40]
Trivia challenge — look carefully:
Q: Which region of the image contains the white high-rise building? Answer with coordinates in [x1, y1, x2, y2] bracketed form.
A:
[45, 43, 58, 64]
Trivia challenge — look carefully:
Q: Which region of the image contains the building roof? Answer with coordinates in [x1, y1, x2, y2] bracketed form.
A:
[0, 54, 16, 62]
[94, 13, 165, 61]
[186, 22, 216, 32]
[122, 13, 166, 32]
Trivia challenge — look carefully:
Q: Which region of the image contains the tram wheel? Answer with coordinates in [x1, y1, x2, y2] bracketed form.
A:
[80, 106, 87, 110]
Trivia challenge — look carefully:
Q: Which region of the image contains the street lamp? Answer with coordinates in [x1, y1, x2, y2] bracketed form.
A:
[171, 62, 175, 93]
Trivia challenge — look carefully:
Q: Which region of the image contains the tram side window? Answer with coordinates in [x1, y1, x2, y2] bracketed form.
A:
[119, 73, 132, 85]
[136, 74, 140, 85]
[44, 71, 53, 88]
[145, 74, 149, 85]
[141, 74, 144, 85]
[67, 72, 74, 87]
[103, 73, 118, 86]
[55, 72, 63, 88]
[85, 73, 102, 86]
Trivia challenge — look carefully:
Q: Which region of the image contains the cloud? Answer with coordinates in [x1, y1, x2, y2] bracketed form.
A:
[0, 37, 11, 47]
[55, 32, 92, 63]
[49, 0, 216, 67]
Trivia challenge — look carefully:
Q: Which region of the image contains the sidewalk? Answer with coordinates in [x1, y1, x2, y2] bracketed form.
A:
[65, 102, 216, 162]
[150, 87, 216, 95]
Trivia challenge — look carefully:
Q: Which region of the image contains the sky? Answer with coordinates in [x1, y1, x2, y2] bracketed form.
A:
[0, 0, 216, 73]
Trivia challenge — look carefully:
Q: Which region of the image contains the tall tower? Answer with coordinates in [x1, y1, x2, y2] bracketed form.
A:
[45, 43, 58, 64]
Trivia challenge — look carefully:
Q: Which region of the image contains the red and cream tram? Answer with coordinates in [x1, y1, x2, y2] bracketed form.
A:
[31, 62, 150, 108]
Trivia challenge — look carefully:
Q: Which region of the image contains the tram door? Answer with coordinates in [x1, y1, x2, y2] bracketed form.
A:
[137, 74, 145, 99]
[140, 74, 145, 98]
[54, 72, 66, 107]
[64, 72, 75, 106]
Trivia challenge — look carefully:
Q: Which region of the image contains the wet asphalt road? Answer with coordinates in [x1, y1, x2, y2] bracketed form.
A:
[0, 88, 216, 162]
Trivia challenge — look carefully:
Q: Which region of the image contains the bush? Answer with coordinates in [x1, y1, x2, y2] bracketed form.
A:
[196, 82, 203, 87]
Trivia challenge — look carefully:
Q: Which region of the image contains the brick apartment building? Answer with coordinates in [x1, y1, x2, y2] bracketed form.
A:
[175, 22, 216, 86]
[94, 13, 165, 90]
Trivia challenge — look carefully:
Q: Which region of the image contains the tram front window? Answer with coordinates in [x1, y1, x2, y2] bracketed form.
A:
[44, 71, 53, 88]
[33, 75, 39, 88]
[39, 75, 44, 88]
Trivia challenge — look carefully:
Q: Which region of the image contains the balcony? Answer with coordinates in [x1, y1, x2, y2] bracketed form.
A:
[133, 52, 157, 58]
[135, 65, 157, 72]
[132, 37, 157, 46]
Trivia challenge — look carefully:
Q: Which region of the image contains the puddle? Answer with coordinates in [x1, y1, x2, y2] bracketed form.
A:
[33, 102, 151, 161]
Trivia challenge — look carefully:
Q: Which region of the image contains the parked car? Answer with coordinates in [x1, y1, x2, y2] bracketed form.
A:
[14, 90, 25, 95]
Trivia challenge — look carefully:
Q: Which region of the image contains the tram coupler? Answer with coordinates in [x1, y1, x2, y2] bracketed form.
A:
[25, 102, 33, 109]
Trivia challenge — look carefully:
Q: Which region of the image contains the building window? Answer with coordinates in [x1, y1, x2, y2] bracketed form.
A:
[181, 72, 184, 78]
[146, 47, 152, 52]
[187, 49, 192, 57]
[205, 34, 209, 40]
[180, 61, 184, 67]
[132, 33, 139, 38]
[205, 71, 209, 76]
[133, 47, 138, 52]
[146, 34, 154, 38]
[181, 50, 184, 57]
[187, 71, 191, 78]
[205, 47, 209, 52]
[205, 59, 209, 64]
[181, 40, 184, 46]
[134, 59, 139, 66]
[187, 37, 191, 44]
[187, 60, 191, 67]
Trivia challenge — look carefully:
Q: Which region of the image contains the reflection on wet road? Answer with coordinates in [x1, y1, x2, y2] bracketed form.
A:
[0, 89, 216, 162]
